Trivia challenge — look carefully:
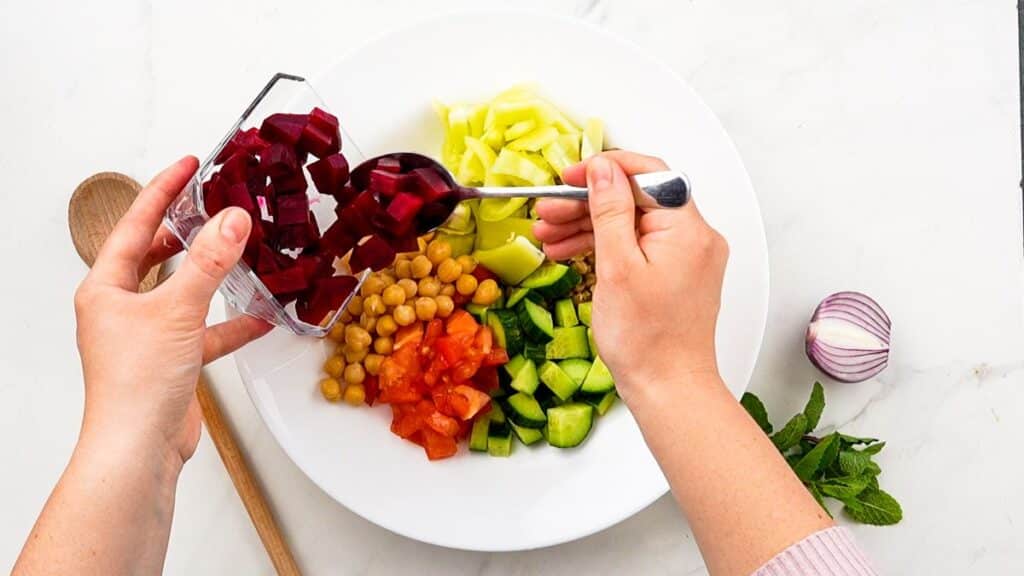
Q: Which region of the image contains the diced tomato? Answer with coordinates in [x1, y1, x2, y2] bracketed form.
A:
[390, 404, 422, 439]
[472, 366, 501, 392]
[363, 375, 379, 406]
[446, 310, 478, 338]
[394, 323, 424, 351]
[434, 336, 465, 366]
[471, 265, 498, 283]
[457, 418, 473, 440]
[421, 428, 458, 460]
[450, 357, 482, 383]
[482, 347, 510, 367]
[422, 319, 444, 351]
[426, 410, 460, 437]
[451, 384, 491, 420]
[474, 326, 493, 355]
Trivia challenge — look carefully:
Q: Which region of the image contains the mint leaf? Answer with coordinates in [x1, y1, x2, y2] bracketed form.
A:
[771, 413, 808, 451]
[818, 476, 871, 500]
[864, 460, 882, 477]
[802, 382, 825, 431]
[838, 450, 871, 476]
[741, 392, 773, 435]
[793, 432, 840, 482]
[807, 483, 832, 517]
[866, 475, 879, 491]
[861, 441, 886, 456]
[838, 434, 879, 447]
[842, 489, 903, 525]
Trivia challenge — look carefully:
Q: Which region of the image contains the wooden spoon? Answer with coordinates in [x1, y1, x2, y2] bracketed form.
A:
[69, 172, 301, 576]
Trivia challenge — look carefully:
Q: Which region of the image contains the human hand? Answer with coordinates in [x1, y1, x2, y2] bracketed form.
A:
[533, 152, 728, 404]
[73, 156, 272, 467]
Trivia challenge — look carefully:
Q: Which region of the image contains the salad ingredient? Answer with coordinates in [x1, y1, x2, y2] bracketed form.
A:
[580, 356, 615, 394]
[487, 425, 514, 457]
[472, 236, 545, 285]
[742, 382, 902, 525]
[516, 299, 554, 342]
[510, 422, 545, 445]
[474, 217, 539, 251]
[577, 300, 593, 327]
[806, 292, 891, 383]
[545, 326, 590, 360]
[556, 358, 591, 386]
[580, 118, 604, 160]
[509, 358, 539, 394]
[478, 197, 529, 222]
[546, 404, 594, 448]
[539, 361, 580, 401]
[505, 392, 548, 428]
[320, 377, 342, 402]
[520, 263, 582, 300]
[554, 299, 579, 328]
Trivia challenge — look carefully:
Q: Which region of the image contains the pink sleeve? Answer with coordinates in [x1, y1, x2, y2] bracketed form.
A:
[753, 526, 877, 576]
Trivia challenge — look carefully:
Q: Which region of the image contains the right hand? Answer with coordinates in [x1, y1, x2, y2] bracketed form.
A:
[533, 152, 729, 404]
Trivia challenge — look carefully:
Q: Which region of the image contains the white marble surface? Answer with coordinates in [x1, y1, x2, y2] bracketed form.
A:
[1, 0, 1021, 574]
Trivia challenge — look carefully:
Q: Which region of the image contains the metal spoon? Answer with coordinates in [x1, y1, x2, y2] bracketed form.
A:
[68, 172, 301, 576]
[350, 152, 690, 233]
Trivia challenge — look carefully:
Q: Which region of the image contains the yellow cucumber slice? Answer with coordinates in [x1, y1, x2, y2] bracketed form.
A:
[491, 148, 554, 186]
[580, 118, 604, 159]
[504, 120, 537, 141]
[464, 136, 497, 172]
[457, 149, 485, 185]
[508, 126, 559, 152]
[468, 103, 488, 138]
[472, 235, 545, 284]
[558, 133, 581, 164]
[475, 217, 539, 250]
[478, 198, 529, 222]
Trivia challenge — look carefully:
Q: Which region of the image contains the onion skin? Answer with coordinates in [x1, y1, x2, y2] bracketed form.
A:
[806, 292, 891, 383]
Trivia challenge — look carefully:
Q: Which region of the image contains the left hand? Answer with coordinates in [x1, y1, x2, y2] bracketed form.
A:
[73, 156, 272, 467]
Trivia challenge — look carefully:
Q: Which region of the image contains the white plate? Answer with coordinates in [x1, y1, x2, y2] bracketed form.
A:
[232, 9, 769, 551]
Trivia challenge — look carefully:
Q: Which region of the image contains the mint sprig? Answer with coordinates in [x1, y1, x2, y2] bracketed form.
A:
[741, 382, 903, 526]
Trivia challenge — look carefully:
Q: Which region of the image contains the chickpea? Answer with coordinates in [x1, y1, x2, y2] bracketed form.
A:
[434, 295, 455, 318]
[436, 258, 462, 283]
[379, 271, 397, 286]
[374, 336, 394, 355]
[426, 239, 452, 265]
[472, 279, 501, 305]
[456, 255, 476, 274]
[375, 315, 397, 337]
[323, 355, 345, 378]
[393, 304, 416, 326]
[343, 383, 366, 406]
[345, 325, 372, 349]
[327, 322, 346, 342]
[394, 258, 413, 279]
[440, 283, 456, 297]
[320, 377, 342, 402]
[456, 274, 478, 295]
[346, 294, 364, 316]
[414, 297, 438, 321]
[344, 345, 368, 364]
[397, 278, 418, 299]
[363, 294, 386, 316]
[411, 254, 433, 279]
[358, 312, 377, 334]
[382, 284, 407, 307]
[339, 311, 353, 324]
[343, 363, 366, 385]
[360, 275, 386, 297]
[417, 277, 441, 297]
[364, 354, 384, 376]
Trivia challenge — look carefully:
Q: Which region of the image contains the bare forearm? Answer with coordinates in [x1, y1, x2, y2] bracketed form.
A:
[14, 426, 182, 576]
[626, 373, 832, 576]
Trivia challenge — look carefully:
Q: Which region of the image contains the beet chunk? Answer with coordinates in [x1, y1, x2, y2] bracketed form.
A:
[259, 265, 309, 296]
[270, 169, 307, 195]
[275, 195, 310, 227]
[383, 192, 423, 229]
[202, 173, 228, 216]
[224, 182, 257, 214]
[375, 157, 402, 173]
[409, 167, 451, 203]
[220, 152, 257, 184]
[307, 153, 350, 196]
[260, 143, 300, 180]
[259, 113, 308, 146]
[368, 169, 408, 199]
[320, 220, 357, 259]
[215, 128, 269, 164]
[296, 274, 358, 326]
[349, 235, 396, 273]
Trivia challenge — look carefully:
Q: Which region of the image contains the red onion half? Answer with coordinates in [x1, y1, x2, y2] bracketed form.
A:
[806, 291, 891, 383]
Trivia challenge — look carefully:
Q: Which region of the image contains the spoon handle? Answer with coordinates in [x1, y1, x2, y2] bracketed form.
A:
[472, 170, 690, 209]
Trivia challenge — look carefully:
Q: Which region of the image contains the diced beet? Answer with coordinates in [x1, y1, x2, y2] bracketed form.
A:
[383, 192, 423, 228]
[246, 170, 267, 198]
[310, 107, 339, 131]
[349, 235, 396, 273]
[215, 128, 269, 164]
[307, 153, 350, 196]
[259, 265, 309, 296]
[260, 143, 300, 180]
[270, 169, 308, 195]
[276, 223, 316, 250]
[242, 248, 258, 270]
[295, 253, 322, 283]
[202, 173, 227, 216]
[337, 204, 374, 239]
[351, 189, 381, 219]
[368, 169, 409, 199]
[383, 229, 420, 253]
[221, 152, 257, 184]
[409, 167, 451, 203]
[243, 217, 266, 265]
[275, 195, 309, 227]
[255, 244, 280, 275]
[259, 113, 308, 146]
[375, 157, 402, 173]
[224, 182, 257, 214]
[299, 121, 340, 158]
[332, 185, 358, 209]
[321, 220, 357, 258]
[415, 201, 456, 234]
[296, 274, 358, 326]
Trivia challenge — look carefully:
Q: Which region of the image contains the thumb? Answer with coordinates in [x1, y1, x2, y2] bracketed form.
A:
[587, 156, 643, 270]
[163, 207, 251, 311]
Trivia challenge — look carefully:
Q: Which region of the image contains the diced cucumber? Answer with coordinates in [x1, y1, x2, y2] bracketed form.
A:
[545, 326, 590, 360]
[469, 416, 490, 452]
[511, 422, 544, 445]
[505, 287, 531, 308]
[489, 400, 507, 424]
[554, 299, 579, 327]
[516, 299, 554, 343]
[465, 303, 489, 324]
[523, 340, 547, 365]
[520, 263, 582, 300]
[487, 308, 523, 355]
[577, 301, 593, 326]
[535, 385, 559, 410]
[506, 392, 548, 429]
[578, 391, 618, 416]
[587, 327, 597, 358]
[580, 355, 615, 394]
[510, 359, 539, 394]
[546, 403, 594, 448]
[539, 361, 581, 401]
[558, 358, 593, 386]
[487, 425, 514, 457]
[503, 354, 527, 378]
[525, 290, 547, 306]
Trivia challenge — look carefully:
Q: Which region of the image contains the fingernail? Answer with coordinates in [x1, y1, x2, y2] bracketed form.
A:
[588, 156, 613, 188]
[219, 208, 251, 244]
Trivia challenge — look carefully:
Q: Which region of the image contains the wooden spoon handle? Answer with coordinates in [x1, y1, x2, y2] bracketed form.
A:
[195, 373, 301, 576]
